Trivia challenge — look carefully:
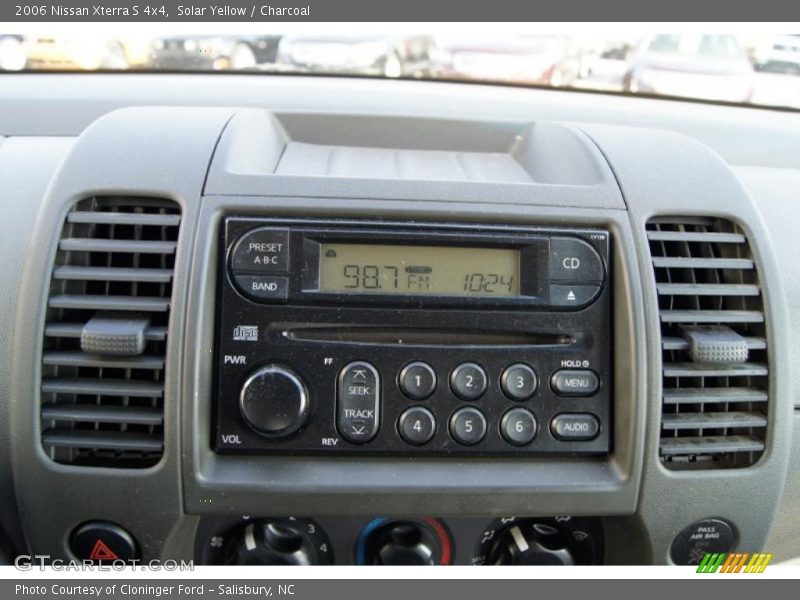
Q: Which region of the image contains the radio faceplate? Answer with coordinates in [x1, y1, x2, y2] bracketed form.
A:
[214, 218, 612, 457]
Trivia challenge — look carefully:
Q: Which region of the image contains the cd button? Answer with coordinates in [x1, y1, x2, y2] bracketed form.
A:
[551, 413, 600, 441]
[549, 237, 604, 283]
[233, 274, 289, 303]
[450, 363, 487, 401]
[398, 407, 436, 445]
[231, 228, 290, 273]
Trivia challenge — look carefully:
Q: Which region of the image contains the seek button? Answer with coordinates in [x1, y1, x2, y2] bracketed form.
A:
[337, 361, 380, 444]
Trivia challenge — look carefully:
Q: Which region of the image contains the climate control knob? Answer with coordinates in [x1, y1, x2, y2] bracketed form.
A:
[239, 365, 309, 437]
[487, 523, 575, 565]
[474, 517, 602, 566]
[205, 518, 333, 565]
[357, 518, 452, 565]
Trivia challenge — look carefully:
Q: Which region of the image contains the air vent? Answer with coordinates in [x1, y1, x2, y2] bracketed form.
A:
[647, 217, 769, 469]
[41, 197, 180, 468]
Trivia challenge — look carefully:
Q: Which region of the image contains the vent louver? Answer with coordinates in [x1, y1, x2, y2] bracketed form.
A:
[647, 217, 769, 469]
[41, 197, 180, 468]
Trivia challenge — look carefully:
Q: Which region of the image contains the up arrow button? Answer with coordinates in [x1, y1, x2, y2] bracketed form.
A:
[549, 284, 600, 308]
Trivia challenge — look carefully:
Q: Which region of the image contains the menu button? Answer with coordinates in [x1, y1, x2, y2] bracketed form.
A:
[550, 369, 599, 397]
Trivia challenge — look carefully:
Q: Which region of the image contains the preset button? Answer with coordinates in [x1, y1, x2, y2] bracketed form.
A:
[501, 363, 538, 401]
[231, 227, 290, 273]
[449, 407, 487, 445]
[450, 363, 487, 401]
[398, 362, 437, 400]
[398, 406, 436, 445]
[500, 408, 538, 446]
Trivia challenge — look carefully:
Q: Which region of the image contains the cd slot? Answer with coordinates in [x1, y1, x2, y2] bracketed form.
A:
[277, 323, 574, 347]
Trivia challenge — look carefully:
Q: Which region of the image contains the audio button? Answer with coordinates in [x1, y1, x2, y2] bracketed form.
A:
[551, 413, 600, 441]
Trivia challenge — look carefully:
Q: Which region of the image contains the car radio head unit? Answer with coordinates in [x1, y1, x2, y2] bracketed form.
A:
[214, 218, 612, 457]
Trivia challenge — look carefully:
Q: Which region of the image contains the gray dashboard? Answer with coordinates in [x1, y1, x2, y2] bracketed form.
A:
[0, 73, 798, 566]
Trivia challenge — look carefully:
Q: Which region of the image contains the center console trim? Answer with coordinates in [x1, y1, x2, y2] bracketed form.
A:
[183, 196, 646, 518]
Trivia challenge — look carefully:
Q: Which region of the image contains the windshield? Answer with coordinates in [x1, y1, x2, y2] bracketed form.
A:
[647, 34, 746, 59]
[2, 32, 800, 109]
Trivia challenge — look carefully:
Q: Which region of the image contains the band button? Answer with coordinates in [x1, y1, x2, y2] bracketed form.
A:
[233, 274, 289, 303]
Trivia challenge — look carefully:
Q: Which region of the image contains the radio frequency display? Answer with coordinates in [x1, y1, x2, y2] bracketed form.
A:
[318, 243, 521, 296]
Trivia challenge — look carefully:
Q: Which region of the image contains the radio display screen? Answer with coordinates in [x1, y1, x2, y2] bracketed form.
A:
[318, 243, 521, 296]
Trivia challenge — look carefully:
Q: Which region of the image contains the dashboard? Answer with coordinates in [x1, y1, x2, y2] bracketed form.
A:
[0, 72, 798, 566]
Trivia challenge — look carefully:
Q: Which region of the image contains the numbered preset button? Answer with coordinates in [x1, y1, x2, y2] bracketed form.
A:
[500, 408, 538, 446]
[500, 363, 538, 401]
[450, 363, 488, 401]
[398, 362, 437, 400]
[398, 406, 436, 445]
[449, 407, 487, 446]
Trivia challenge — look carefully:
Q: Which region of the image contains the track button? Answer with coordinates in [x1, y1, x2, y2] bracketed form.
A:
[337, 361, 380, 444]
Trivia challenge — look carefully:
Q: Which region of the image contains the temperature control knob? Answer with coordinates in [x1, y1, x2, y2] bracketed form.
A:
[239, 365, 309, 437]
[357, 518, 452, 565]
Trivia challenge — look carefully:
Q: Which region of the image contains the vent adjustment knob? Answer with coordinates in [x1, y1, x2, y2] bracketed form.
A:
[239, 365, 309, 438]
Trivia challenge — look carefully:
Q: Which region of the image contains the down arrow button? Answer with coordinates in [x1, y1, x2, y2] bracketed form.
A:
[337, 361, 380, 444]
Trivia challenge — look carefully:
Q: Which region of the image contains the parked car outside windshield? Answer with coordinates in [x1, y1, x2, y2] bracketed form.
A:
[2, 31, 800, 110]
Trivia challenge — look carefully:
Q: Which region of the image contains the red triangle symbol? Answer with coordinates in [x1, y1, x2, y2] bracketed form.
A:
[89, 539, 119, 561]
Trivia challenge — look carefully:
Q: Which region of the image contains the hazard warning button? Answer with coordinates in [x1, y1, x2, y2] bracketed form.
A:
[70, 521, 139, 563]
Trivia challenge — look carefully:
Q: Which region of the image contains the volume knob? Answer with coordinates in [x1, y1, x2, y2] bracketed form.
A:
[239, 365, 309, 437]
